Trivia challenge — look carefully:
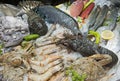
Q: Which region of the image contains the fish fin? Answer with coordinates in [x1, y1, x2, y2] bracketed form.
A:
[19, 0, 44, 12]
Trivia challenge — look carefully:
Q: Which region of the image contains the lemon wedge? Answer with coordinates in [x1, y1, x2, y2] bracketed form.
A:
[101, 30, 114, 40]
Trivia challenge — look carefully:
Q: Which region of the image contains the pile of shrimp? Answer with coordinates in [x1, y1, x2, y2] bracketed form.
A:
[0, 24, 81, 81]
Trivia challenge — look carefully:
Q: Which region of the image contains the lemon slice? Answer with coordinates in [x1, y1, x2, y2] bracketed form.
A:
[101, 30, 114, 40]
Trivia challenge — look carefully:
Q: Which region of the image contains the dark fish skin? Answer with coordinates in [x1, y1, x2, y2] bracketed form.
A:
[27, 11, 48, 35]
[96, 5, 118, 31]
[108, 5, 118, 31]
[19, 1, 48, 36]
[110, 0, 120, 7]
[90, 5, 109, 31]
[89, 6, 101, 28]
[56, 35, 118, 68]
[34, 5, 81, 35]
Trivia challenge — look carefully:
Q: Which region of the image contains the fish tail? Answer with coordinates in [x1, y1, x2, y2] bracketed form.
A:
[18, 1, 44, 20]
[19, 0, 44, 12]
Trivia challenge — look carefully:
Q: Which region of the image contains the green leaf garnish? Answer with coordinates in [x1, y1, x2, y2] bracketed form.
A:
[89, 30, 100, 44]
[66, 66, 87, 81]
[0, 44, 3, 55]
[23, 34, 40, 41]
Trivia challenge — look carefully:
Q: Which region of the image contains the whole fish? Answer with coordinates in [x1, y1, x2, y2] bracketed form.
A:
[34, 5, 80, 35]
[90, 5, 109, 31]
[80, 5, 101, 36]
[97, 5, 118, 32]
[19, 1, 48, 36]
[88, 5, 101, 28]
[56, 34, 118, 68]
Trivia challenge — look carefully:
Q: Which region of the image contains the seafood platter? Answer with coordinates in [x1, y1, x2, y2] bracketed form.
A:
[0, 0, 120, 81]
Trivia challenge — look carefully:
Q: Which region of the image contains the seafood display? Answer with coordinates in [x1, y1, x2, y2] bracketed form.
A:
[0, 24, 77, 81]
[0, 0, 72, 48]
[0, 24, 117, 81]
[54, 0, 120, 80]
[0, 0, 120, 81]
